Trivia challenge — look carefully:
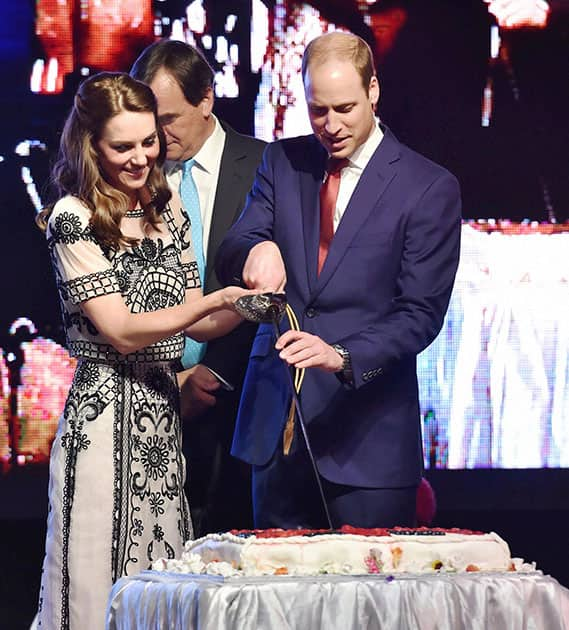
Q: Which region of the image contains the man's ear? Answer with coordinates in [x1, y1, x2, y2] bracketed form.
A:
[369, 75, 380, 110]
[201, 87, 214, 117]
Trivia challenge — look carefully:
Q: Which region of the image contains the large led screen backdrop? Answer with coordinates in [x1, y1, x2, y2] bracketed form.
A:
[0, 0, 567, 470]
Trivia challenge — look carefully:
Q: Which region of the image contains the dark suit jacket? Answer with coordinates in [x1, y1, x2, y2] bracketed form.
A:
[216, 127, 462, 489]
[182, 122, 265, 534]
[199, 122, 266, 386]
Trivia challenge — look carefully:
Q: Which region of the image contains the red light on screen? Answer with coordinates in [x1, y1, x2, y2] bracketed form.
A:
[33, 0, 154, 94]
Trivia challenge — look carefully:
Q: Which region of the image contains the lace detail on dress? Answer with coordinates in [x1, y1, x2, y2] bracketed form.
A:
[64, 268, 121, 304]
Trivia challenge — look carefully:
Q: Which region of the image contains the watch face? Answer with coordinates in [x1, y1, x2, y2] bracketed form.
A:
[332, 344, 353, 384]
[333, 344, 348, 368]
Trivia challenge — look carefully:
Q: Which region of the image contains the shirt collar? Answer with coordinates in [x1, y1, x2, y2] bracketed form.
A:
[166, 115, 226, 175]
[344, 121, 384, 171]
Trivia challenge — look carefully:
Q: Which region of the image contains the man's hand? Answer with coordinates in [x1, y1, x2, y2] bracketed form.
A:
[242, 241, 287, 292]
[275, 330, 343, 372]
[484, 0, 550, 29]
[177, 364, 221, 421]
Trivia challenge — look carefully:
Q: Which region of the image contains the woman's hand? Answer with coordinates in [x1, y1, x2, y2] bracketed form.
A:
[217, 286, 263, 311]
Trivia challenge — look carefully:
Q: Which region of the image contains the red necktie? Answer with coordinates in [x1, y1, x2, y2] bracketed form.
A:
[318, 158, 349, 274]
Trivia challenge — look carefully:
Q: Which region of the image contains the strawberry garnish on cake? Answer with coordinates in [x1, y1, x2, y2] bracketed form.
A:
[229, 525, 485, 538]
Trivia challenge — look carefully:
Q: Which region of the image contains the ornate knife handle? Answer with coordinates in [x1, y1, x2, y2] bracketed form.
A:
[234, 292, 287, 323]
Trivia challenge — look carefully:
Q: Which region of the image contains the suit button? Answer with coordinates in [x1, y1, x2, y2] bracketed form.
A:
[305, 307, 317, 318]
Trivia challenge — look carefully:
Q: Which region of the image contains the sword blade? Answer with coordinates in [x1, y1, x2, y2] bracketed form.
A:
[271, 317, 333, 530]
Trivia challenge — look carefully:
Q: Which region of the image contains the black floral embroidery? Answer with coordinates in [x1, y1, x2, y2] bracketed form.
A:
[138, 238, 159, 261]
[63, 389, 107, 428]
[100, 240, 117, 262]
[153, 524, 164, 542]
[60, 433, 72, 450]
[76, 433, 90, 451]
[179, 219, 191, 251]
[144, 367, 173, 399]
[61, 432, 90, 452]
[74, 362, 100, 390]
[132, 518, 144, 537]
[168, 206, 191, 252]
[51, 211, 83, 244]
[148, 286, 181, 311]
[149, 492, 165, 517]
[115, 270, 131, 294]
[139, 435, 170, 481]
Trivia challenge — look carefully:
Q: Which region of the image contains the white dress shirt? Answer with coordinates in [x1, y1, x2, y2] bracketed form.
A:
[166, 116, 229, 378]
[166, 115, 226, 260]
[332, 123, 384, 231]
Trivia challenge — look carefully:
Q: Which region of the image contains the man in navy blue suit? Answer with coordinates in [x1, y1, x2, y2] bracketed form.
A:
[216, 31, 462, 529]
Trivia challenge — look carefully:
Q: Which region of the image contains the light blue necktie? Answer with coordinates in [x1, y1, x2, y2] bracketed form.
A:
[180, 158, 207, 368]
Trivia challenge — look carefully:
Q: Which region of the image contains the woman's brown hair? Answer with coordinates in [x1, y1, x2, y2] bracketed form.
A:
[37, 72, 171, 250]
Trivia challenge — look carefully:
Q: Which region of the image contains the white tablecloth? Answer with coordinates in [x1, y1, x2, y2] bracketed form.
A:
[419, 225, 569, 468]
[106, 570, 569, 630]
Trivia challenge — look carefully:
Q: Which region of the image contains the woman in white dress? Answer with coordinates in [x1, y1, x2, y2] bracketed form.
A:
[34, 72, 255, 630]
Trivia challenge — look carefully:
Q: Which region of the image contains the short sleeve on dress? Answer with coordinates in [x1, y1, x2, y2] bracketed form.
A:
[47, 196, 121, 305]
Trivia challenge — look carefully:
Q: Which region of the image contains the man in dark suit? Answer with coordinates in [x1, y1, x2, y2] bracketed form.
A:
[131, 40, 266, 536]
[216, 32, 462, 529]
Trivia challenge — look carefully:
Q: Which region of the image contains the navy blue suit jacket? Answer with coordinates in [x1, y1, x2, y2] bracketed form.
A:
[216, 127, 462, 489]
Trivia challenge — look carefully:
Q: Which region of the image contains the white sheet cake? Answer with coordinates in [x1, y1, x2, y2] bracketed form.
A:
[153, 526, 526, 577]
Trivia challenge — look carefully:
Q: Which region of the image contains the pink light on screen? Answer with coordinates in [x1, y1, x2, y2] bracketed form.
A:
[1, 338, 76, 466]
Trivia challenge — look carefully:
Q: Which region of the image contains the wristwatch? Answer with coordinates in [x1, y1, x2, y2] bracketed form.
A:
[332, 343, 354, 385]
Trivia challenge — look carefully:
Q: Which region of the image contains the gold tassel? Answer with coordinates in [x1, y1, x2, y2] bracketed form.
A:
[283, 399, 296, 455]
[281, 304, 305, 456]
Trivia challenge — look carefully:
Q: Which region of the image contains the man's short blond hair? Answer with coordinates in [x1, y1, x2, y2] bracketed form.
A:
[301, 32, 377, 90]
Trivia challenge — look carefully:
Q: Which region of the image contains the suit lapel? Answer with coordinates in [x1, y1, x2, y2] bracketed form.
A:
[302, 139, 327, 292]
[205, 128, 246, 290]
[314, 129, 401, 292]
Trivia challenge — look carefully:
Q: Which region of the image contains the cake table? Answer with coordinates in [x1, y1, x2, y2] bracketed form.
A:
[106, 570, 569, 629]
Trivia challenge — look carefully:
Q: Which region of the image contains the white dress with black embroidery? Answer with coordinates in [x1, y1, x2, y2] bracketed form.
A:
[37, 195, 197, 630]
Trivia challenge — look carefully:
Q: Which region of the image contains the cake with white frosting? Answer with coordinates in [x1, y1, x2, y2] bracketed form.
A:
[152, 525, 529, 577]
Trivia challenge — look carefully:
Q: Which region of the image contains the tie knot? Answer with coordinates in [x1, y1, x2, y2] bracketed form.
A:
[183, 158, 195, 176]
[327, 157, 349, 175]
